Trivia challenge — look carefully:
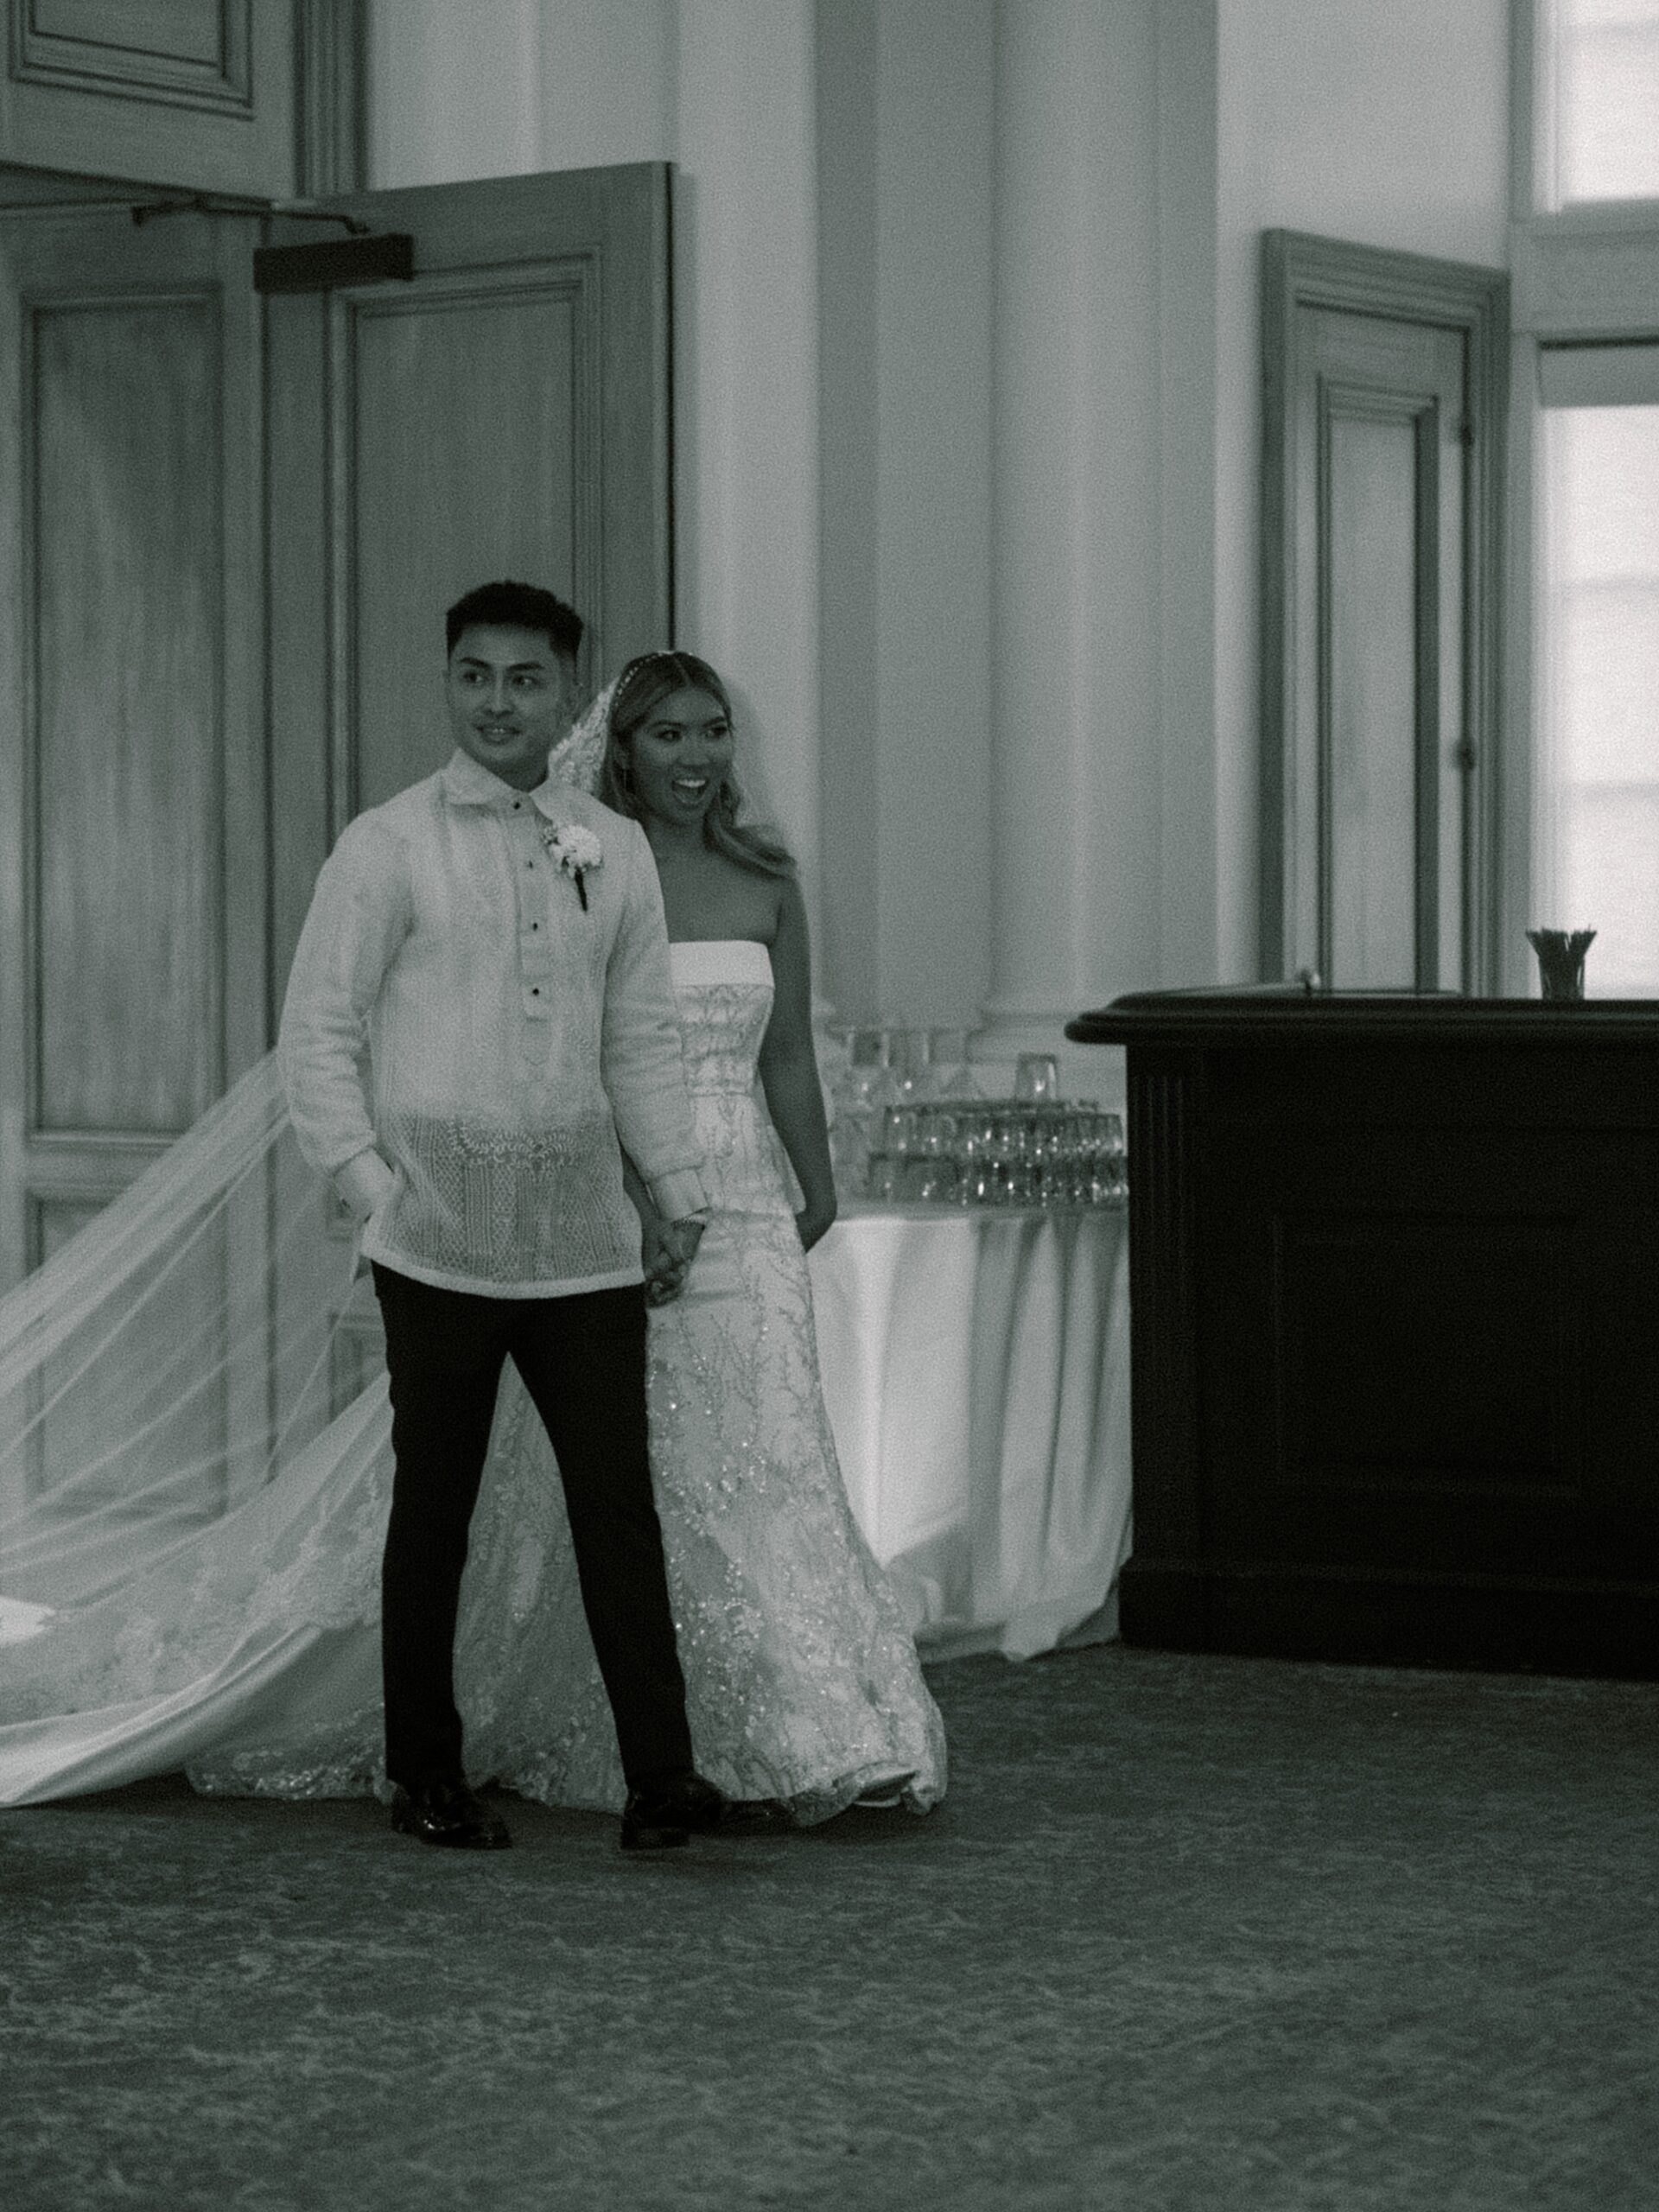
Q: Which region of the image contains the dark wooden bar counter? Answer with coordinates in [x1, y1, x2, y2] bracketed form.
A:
[1065, 989, 1659, 1677]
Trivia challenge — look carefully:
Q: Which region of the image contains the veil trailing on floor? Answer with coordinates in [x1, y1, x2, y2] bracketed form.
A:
[0, 1032, 632, 1811]
[0, 688, 639, 1806]
[0, 1057, 335, 1619]
[0, 1058, 397, 1784]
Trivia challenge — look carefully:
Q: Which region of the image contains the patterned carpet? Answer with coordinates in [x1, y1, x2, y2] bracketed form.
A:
[3, 1642, 1657, 2212]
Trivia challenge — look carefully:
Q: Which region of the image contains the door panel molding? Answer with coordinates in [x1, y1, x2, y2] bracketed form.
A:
[321, 258, 599, 838]
[0, 206, 264, 1287]
[11, 0, 254, 114]
[1262, 229, 1510, 992]
[25, 284, 224, 1135]
[1316, 380, 1443, 989]
[0, 2, 363, 200]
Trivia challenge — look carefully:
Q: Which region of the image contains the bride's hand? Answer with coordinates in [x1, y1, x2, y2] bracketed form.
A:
[640, 1212, 688, 1304]
[644, 1214, 706, 1304]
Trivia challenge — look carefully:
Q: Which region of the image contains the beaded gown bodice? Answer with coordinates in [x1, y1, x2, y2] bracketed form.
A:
[3, 942, 945, 1822]
[664, 938, 798, 1218]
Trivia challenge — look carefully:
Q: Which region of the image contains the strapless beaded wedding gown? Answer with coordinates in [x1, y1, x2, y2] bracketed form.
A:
[0, 940, 945, 1823]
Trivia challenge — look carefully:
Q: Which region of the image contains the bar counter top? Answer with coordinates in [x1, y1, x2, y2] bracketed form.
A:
[1067, 987, 1659, 1048]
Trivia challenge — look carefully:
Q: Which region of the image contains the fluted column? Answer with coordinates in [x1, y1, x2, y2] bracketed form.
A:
[675, 0, 823, 941]
[982, 0, 1165, 1087]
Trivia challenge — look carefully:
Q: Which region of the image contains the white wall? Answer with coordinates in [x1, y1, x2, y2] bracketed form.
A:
[370, 0, 547, 183]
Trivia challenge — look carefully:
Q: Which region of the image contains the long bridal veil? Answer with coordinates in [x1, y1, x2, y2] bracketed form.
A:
[0, 1057, 401, 1802]
[0, 1050, 642, 1811]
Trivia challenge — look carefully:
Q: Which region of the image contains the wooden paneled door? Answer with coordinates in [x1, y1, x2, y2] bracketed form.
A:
[1260, 232, 1509, 995]
[0, 203, 266, 1288]
[0, 164, 673, 1343]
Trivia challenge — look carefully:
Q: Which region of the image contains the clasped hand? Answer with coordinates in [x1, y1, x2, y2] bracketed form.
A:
[642, 1212, 704, 1306]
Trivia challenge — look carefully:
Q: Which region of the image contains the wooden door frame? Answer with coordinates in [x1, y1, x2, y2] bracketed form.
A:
[1260, 229, 1510, 993]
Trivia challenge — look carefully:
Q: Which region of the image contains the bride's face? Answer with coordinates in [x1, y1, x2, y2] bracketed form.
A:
[624, 686, 734, 830]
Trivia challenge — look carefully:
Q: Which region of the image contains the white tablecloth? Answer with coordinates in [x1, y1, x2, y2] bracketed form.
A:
[806, 1205, 1133, 1661]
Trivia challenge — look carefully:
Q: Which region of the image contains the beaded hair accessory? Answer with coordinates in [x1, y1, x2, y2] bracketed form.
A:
[549, 652, 709, 800]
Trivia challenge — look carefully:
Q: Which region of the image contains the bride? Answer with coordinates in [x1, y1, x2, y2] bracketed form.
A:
[0, 653, 945, 1829]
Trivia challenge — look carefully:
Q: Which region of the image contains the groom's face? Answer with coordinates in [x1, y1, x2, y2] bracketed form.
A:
[446, 623, 575, 791]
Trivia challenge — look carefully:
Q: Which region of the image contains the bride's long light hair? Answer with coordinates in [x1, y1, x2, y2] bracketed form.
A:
[600, 652, 794, 880]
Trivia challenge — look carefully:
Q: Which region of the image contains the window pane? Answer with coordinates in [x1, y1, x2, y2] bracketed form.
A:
[1537, 406, 1659, 993]
[1548, 0, 1659, 206]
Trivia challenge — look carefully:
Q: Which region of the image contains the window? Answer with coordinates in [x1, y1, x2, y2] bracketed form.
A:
[1535, 360, 1659, 988]
[1536, 0, 1659, 209]
[1519, 2, 1659, 992]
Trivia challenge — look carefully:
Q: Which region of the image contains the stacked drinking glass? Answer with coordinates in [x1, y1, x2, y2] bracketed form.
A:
[861, 1098, 1127, 1208]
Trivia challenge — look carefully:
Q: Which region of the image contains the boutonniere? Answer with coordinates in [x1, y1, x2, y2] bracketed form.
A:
[540, 823, 604, 911]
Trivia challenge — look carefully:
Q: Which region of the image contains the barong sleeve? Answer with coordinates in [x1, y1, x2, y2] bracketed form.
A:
[278, 821, 414, 1180]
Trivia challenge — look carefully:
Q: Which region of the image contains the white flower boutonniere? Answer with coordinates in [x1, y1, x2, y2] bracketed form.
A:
[540, 823, 604, 911]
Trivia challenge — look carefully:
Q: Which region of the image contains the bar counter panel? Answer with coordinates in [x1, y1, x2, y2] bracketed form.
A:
[1065, 994, 1659, 1676]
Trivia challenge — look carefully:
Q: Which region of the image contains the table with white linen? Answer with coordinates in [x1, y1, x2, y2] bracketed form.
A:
[806, 1203, 1132, 1661]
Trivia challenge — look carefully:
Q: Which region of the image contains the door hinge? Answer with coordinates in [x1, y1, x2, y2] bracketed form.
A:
[1452, 740, 1478, 772]
[1457, 417, 1477, 449]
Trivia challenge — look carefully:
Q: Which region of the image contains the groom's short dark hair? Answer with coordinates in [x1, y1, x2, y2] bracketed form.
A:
[445, 580, 583, 667]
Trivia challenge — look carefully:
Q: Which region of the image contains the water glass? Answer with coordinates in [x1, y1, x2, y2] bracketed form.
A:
[888, 1027, 933, 1103]
[1014, 1052, 1060, 1103]
[928, 1027, 982, 1099]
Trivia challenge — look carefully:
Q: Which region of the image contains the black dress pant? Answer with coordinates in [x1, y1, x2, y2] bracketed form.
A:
[372, 1262, 695, 1793]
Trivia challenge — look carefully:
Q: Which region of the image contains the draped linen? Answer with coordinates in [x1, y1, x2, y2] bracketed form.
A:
[810, 1206, 1132, 1661]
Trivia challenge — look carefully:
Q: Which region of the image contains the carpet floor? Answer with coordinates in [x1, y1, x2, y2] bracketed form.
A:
[3, 1642, 1656, 2212]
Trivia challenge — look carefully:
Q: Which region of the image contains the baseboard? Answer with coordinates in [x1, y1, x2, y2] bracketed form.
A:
[1118, 1559, 1659, 1680]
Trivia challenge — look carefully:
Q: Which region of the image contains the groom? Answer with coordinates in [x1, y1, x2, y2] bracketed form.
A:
[280, 579, 736, 1853]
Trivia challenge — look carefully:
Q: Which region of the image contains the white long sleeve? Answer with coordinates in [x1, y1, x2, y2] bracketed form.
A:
[277, 751, 706, 1298]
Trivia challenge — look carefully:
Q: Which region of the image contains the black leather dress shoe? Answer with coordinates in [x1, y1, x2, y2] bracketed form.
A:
[620, 1772, 787, 1853]
[391, 1778, 511, 1850]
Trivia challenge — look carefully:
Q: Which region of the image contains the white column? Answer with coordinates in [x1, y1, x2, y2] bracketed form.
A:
[981, 0, 1164, 1091]
[675, 0, 822, 936]
[869, 0, 996, 1028]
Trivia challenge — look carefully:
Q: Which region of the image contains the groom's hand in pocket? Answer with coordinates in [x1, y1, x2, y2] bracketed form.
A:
[334, 1147, 397, 1223]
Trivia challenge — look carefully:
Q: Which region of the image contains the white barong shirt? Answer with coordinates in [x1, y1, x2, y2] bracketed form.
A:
[279, 748, 707, 1298]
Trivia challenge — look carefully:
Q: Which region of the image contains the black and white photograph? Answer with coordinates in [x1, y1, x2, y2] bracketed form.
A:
[2, 3, 1656, 2207]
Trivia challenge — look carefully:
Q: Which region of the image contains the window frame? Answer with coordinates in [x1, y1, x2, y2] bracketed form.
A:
[1506, 0, 1659, 991]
